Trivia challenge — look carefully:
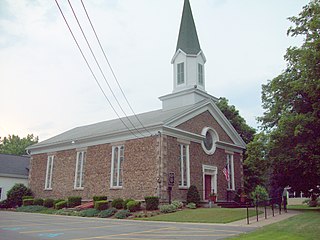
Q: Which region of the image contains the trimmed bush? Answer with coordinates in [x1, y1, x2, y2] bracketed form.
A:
[127, 200, 141, 212]
[43, 198, 54, 208]
[112, 198, 124, 209]
[6, 183, 33, 207]
[54, 199, 65, 206]
[55, 200, 68, 210]
[186, 185, 200, 206]
[250, 185, 269, 205]
[171, 200, 183, 209]
[22, 196, 34, 200]
[23, 199, 34, 206]
[98, 208, 117, 218]
[68, 196, 82, 208]
[94, 200, 109, 211]
[33, 198, 44, 206]
[115, 209, 131, 219]
[159, 204, 177, 213]
[79, 209, 100, 217]
[93, 196, 108, 203]
[124, 198, 134, 210]
[145, 196, 159, 211]
[186, 202, 196, 209]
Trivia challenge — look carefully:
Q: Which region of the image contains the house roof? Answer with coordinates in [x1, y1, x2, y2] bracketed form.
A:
[176, 0, 201, 55]
[27, 100, 246, 154]
[0, 154, 30, 178]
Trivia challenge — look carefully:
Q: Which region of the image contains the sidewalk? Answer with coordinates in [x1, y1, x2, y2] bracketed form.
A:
[227, 208, 301, 227]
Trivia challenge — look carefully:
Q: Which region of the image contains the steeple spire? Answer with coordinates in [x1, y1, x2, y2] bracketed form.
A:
[176, 0, 201, 55]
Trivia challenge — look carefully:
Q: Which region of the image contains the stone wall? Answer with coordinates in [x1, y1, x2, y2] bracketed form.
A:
[29, 136, 159, 201]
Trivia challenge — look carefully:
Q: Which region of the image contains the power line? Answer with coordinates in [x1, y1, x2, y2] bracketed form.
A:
[80, 0, 153, 136]
[54, 0, 139, 138]
[66, 0, 145, 137]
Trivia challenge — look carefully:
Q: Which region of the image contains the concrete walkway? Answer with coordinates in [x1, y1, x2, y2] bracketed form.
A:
[228, 208, 301, 227]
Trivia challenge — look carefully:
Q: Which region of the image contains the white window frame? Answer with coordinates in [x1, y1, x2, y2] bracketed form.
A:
[110, 145, 124, 189]
[177, 62, 185, 85]
[45, 155, 54, 190]
[179, 144, 190, 188]
[227, 154, 235, 190]
[198, 63, 204, 85]
[74, 151, 86, 190]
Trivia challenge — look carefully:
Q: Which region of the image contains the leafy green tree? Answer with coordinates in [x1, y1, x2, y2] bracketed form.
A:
[243, 132, 270, 194]
[216, 97, 256, 144]
[259, 0, 320, 194]
[0, 134, 38, 155]
[6, 183, 33, 207]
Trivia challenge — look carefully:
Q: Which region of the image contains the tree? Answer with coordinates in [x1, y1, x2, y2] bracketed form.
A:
[243, 132, 270, 194]
[6, 183, 33, 207]
[216, 97, 256, 144]
[0, 134, 38, 155]
[259, 0, 320, 194]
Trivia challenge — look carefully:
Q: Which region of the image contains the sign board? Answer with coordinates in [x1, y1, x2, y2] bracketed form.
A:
[168, 172, 175, 186]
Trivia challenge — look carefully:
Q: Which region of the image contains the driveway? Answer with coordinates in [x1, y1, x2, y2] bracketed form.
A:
[0, 211, 256, 240]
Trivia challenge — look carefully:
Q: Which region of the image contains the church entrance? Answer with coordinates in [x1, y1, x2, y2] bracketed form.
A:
[202, 165, 217, 201]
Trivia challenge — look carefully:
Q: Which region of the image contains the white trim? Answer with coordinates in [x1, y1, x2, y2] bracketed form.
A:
[163, 126, 204, 143]
[74, 151, 86, 190]
[227, 154, 235, 191]
[179, 144, 190, 188]
[202, 165, 218, 201]
[45, 155, 54, 190]
[201, 127, 219, 155]
[110, 145, 124, 188]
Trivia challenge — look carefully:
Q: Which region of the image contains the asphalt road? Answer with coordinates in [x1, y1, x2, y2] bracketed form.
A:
[0, 211, 256, 240]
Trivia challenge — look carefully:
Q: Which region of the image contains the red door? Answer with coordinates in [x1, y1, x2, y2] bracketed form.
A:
[204, 175, 212, 200]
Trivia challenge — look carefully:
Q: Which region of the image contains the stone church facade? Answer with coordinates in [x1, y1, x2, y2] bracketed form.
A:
[28, 0, 246, 203]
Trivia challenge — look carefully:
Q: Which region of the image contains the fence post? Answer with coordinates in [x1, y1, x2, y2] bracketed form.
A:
[264, 203, 267, 219]
[247, 206, 250, 225]
[256, 203, 259, 222]
[272, 203, 274, 217]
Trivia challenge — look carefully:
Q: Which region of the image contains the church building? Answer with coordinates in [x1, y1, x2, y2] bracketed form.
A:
[27, 0, 246, 203]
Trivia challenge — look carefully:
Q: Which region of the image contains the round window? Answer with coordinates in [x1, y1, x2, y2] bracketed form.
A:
[201, 127, 219, 155]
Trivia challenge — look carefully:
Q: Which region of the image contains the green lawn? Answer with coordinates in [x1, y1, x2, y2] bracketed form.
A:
[138, 208, 259, 224]
[229, 210, 320, 240]
[288, 205, 320, 210]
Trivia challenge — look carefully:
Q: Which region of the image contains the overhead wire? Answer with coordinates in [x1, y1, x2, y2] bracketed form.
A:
[66, 0, 146, 137]
[54, 0, 139, 138]
[80, 0, 153, 136]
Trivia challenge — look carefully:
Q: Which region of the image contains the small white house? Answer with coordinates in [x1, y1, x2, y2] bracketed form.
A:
[0, 154, 30, 201]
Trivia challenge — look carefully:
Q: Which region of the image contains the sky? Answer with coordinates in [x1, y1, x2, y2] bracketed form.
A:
[0, 0, 307, 142]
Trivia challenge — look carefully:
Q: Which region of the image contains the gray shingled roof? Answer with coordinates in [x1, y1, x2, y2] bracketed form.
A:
[176, 0, 201, 54]
[0, 154, 30, 177]
[29, 103, 201, 149]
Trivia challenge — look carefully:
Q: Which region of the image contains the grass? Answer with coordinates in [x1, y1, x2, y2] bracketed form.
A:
[229, 209, 320, 240]
[288, 205, 320, 210]
[138, 208, 259, 224]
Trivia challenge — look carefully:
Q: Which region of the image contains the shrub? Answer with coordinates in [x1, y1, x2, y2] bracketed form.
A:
[43, 198, 54, 208]
[159, 204, 177, 213]
[186, 202, 196, 209]
[33, 198, 44, 206]
[145, 196, 159, 211]
[115, 209, 131, 219]
[124, 198, 134, 210]
[17, 205, 47, 212]
[127, 200, 141, 212]
[309, 200, 318, 207]
[68, 196, 82, 208]
[0, 200, 9, 209]
[22, 196, 34, 200]
[250, 185, 269, 205]
[98, 208, 117, 218]
[79, 209, 100, 217]
[186, 185, 200, 206]
[171, 200, 183, 209]
[6, 183, 33, 207]
[54, 199, 65, 206]
[55, 200, 68, 210]
[23, 199, 34, 206]
[93, 196, 108, 203]
[94, 200, 109, 211]
[112, 198, 124, 209]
